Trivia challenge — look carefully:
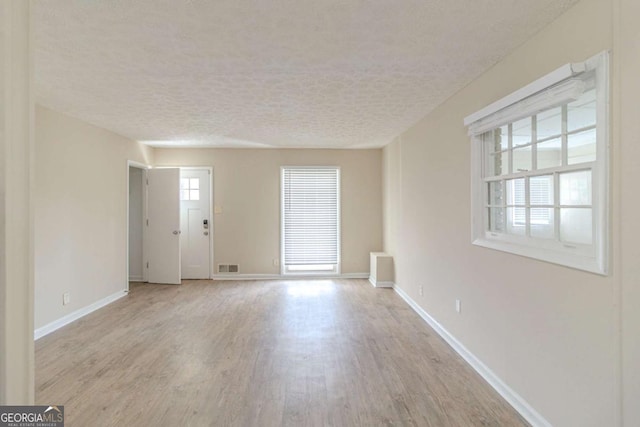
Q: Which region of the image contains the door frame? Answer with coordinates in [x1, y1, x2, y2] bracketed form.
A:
[126, 160, 150, 292]
[178, 167, 215, 279]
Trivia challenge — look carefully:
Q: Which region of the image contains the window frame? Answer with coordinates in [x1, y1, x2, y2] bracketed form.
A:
[180, 177, 200, 201]
[280, 166, 341, 276]
[468, 51, 609, 275]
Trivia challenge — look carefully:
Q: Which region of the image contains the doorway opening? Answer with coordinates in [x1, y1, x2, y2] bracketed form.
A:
[128, 165, 213, 286]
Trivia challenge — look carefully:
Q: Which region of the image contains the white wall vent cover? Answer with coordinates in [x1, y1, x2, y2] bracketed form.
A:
[218, 264, 239, 273]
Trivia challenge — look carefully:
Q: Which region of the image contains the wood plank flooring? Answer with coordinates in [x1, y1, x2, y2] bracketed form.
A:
[36, 279, 528, 426]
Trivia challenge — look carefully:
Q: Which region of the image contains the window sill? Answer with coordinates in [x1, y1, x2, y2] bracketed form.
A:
[472, 237, 606, 275]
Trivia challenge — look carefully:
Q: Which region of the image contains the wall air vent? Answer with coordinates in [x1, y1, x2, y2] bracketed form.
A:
[217, 264, 239, 273]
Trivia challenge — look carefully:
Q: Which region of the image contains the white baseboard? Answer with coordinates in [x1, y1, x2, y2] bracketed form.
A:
[129, 275, 143, 282]
[393, 285, 552, 427]
[369, 277, 394, 288]
[211, 272, 368, 281]
[34, 289, 128, 340]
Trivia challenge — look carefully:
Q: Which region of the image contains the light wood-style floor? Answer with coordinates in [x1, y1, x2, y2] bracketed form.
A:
[36, 279, 528, 426]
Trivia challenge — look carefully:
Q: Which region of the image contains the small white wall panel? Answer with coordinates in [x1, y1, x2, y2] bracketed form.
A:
[369, 252, 394, 288]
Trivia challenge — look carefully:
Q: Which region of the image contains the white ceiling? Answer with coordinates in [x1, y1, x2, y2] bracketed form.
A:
[34, 0, 578, 149]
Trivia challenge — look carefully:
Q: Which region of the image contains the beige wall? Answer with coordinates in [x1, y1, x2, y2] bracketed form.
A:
[154, 148, 382, 275]
[382, 136, 401, 257]
[34, 106, 154, 329]
[618, 0, 640, 424]
[382, 0, 627, 425]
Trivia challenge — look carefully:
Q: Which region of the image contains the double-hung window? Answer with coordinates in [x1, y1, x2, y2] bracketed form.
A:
[466, 51, 609, 274]
[281, 166, 340, 274]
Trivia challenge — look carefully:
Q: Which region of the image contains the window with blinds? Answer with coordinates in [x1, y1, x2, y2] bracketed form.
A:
[466, 51, 609, 274]
[281, 167, 340, 274]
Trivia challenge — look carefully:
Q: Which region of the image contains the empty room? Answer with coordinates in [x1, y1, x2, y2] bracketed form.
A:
[1, 0, 639, 426]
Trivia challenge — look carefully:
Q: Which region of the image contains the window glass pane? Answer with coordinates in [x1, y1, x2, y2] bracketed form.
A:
[512, 117, 532, 146]
[560, 170, 592, 205]
[568, 128, 596, 165]
[537, 137, 562, 170]
[560, 208, 592, 245]
[507, 207, 526, 235]
[180, 178, 190, 190]
[189, 178, 200, 190]
[536, 107, 562, 140]
[530, 208, 555, 239]
[530, 175, 554, 205]
[513, 145, 531, 172]
[190, 189, 200, 201]
[181, 190, 190, 201]
[567, 89, 596, 132]
[506, 178, 528, 236]
[486, 151, 509, 177]
[506, 178, 525, 206]
[488, 181, 504, 206]
[488, 207, 505, 233]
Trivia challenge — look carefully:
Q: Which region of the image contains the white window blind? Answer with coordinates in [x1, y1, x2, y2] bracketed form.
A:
[281, 167, 340, 272]
[467, 78, 587, 136]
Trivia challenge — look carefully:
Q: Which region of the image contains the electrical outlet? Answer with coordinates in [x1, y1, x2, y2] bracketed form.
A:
[455, 299, 462, 313]
[419, 285, 423, 296]
[63, 292, 70, 306]
[272, 259, 280, 267]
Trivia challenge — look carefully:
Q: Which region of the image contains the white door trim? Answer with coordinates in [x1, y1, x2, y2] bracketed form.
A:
[126, 160, 149, 292]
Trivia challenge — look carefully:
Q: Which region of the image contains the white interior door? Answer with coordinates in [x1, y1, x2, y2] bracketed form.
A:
[147, 168, 181, 284]
[180, 169, 211, 279]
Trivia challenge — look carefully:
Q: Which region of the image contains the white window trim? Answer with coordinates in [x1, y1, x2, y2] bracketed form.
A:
[280, 166, 341, 276]
[467, 51, 609, 275]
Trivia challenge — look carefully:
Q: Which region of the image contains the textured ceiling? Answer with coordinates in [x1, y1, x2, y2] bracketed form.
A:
[34, 0, 579, 149]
